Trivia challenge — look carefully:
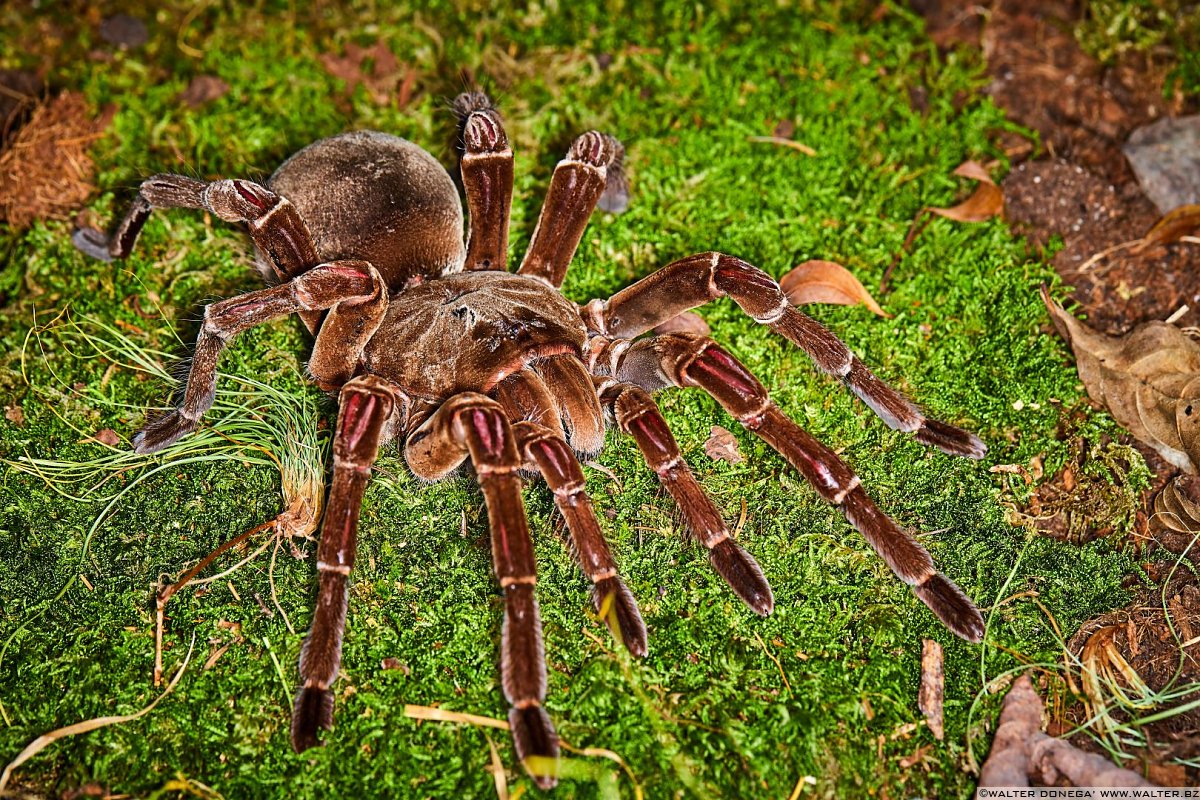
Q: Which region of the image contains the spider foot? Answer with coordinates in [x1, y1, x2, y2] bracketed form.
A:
[709, 538, 774, 616]
[510, 704, 560, 790]
[72, 226, 115, 262]
[915, 419, 987, 460]
[291, 686, 334, 752]
[913, 573, 985, 643]
[594, 576, 648, 657]
[133, 410, 199, 454]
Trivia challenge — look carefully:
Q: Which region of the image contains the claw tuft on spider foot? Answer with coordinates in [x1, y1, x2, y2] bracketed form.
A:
[915, 419, 987, 460]
[510, 705, 560, 789]
[709, 539, 775, 615]
[912, 573, 985, 643]
[291, 687, 334, 752]
[72, 227, 115, 262]
[594, 576, 648, 657]
[132, 410, 198, 454]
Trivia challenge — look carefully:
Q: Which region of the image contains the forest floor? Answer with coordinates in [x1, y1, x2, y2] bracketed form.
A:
[0, 1, 1197, 798]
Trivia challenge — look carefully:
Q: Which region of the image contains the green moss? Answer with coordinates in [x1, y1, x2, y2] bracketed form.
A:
[0, 2, 1145, 798]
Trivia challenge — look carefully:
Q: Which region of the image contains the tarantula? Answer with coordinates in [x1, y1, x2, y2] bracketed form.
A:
[74, 92, 986, 788]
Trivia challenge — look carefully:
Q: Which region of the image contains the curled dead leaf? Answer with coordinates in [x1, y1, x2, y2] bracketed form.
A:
[1042, 286, 1200, 473]
[781, 260, 888, 317]
[929, 160, 1004, 223]
[884, 160, 1003, 292]
[1152, 475, 1200, 533]
[653, 311, 711, 337]
[1135, 203, 1200, 252]
[703, 426, 744, 465]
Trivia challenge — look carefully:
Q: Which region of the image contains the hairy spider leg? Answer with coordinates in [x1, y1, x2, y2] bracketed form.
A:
[454, 93, 515, 273]
[72, 174, 324, 331]
[404, 395, 559, 789]
[595, 378, 775, 616]
[517, 131, 628, 288]
[611, 333, 985, 643]
[292, 376, 398, 751]
[512, 421, 648, 657]
[134, 260, 388, 453]
[583, 252, 987, 459]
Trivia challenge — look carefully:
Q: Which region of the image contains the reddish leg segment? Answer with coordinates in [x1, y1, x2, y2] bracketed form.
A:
[292, 376, 398, 751]
[596, 379, 775, 615]
[513, 421, 648, 656]
[73, 175, 324, 331]
[517, 131, 628, 288]
[134, 260, 388, 453]
[404, 394, 559, 788]
[454, 92, 514, 272]
[583, 252, 986, 459]
[610, 333, 984, 642]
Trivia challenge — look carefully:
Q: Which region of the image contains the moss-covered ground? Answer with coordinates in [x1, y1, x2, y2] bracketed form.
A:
[0, 2, 1152, 797]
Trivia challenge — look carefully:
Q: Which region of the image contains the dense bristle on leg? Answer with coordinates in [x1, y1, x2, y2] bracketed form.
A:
[915, 418, 987, 459]
[510, 704, 560, 789]
[709, 538, 775, 616]
[291, 687, 334, 752]
[594, 575, 649, 657]
[913, 573, 985, 643]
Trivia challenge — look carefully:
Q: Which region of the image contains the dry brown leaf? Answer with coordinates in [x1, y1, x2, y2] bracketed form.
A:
[652, 311, 711, 336]
[178, 75, 229, 109]
[4, 406, 23, 426]
[928, 160, 1004, 223]
[884, 161, 1004, 292]
[1153, 475, 1200, 533]
[1136, 203, 1200, 251]
[1042, 286, 1200, 473]
[93, 428, 120, 447]
[781, 260, 889, 317]
[704, 426, 744, 465]
[319, 41, 405, 106]
[919, 639, 944, 741]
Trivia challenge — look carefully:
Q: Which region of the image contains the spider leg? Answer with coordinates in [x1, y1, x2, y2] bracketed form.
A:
[608, 333, 985, 642]
[595, 378, 775, 615]
[582, 252, 985, 459]
[512, 420, 648, 657]
[454, 92, 514, 272]
[516, 131, 628, 288]
[135, 260, 387, 453]
[405, 394, 559, 788]
[73, 175, 325, 331]
[292, 375, 399, 751]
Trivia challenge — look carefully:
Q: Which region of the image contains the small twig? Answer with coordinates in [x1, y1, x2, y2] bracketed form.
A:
[881, 212, 931, 293]
[746, 135, 817, 156]
[155, 519, 277, 685]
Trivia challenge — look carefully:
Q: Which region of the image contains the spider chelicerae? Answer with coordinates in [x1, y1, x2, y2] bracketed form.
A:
[74, 91, 986, 789]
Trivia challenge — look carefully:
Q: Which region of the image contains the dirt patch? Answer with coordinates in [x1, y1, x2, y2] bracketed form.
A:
[0, 91, 111, 231]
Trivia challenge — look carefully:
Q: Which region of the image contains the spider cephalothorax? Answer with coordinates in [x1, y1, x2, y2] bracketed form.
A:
[74, 91, 986, 789]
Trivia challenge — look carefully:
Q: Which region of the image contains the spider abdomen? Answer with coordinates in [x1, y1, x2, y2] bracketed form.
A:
[267, 131, 466, 290]
[363, 271, 586, 400]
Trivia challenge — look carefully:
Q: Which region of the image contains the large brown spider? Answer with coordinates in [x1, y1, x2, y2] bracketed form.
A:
[74, 92, 986, 788]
